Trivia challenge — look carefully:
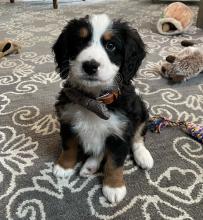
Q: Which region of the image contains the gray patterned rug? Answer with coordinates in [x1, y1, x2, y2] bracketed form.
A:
[0, 0, 203, 219]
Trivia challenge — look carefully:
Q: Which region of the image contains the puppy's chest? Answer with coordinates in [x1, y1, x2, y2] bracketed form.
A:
[62, 104, 128, 155]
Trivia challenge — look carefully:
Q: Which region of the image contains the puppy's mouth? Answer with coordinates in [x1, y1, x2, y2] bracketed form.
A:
[80, 75, 111, 84]
[76, 76, 114, 89]
[81, 76, 100, 82]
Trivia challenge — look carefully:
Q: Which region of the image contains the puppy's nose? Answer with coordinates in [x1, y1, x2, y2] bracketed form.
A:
[82, 60, 100, 75]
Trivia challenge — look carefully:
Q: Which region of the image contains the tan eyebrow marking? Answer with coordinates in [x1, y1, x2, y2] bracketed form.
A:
[79, 27, 89, 38]
[103, 31, 113, 41]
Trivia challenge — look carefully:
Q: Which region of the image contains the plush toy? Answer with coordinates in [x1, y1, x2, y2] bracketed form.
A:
[160, 40, 203, 82]
[157, 2, 194, 35]
[0, 39, 21, 59]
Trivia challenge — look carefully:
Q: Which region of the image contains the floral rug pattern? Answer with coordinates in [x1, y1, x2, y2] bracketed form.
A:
[0, 0, 203, 219]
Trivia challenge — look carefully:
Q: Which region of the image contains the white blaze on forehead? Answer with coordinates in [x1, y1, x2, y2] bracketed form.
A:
[90, 14, 112, 45]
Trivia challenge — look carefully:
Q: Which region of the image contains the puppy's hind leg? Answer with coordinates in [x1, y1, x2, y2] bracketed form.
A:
[80, 153, 104, 177]
[132, 122, 154, 170]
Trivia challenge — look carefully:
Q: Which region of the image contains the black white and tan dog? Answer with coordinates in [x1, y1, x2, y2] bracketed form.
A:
[52, 14, 154, 204]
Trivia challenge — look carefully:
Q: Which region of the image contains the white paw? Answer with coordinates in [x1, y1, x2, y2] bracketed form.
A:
[53, 164, 74, 178]
[102, 185, 127, 204]
[133, 143, 154, 170]
[80, 156, 101, 177]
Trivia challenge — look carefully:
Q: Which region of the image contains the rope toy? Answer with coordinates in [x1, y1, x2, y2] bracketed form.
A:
[149, 116, 203, 144]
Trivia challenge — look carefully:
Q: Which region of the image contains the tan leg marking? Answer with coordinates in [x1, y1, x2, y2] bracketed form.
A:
[102, 152, 127, 203]
[103, 152, 125, 188]
[57, 137, 78, 169]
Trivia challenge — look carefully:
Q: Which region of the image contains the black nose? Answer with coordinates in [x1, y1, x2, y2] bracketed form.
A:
[82, 60, 100, 75]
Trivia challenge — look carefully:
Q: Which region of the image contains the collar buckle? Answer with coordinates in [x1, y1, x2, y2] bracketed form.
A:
[97, 90, 120, 105]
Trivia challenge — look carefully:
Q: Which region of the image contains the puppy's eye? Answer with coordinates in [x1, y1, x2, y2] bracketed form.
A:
[106, 42, 116, 51]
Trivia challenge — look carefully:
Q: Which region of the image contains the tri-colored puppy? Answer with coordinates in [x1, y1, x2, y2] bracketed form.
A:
[52, 14, 154, 204]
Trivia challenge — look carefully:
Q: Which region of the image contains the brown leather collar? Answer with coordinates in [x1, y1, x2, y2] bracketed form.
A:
[63, 84, 120, 119]
[97, 90, 120, 105]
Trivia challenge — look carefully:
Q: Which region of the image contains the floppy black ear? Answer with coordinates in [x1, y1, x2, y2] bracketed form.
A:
[121, 26, 146, 83]
[52, 16, 90, 79]
[52, 28, 70, 79]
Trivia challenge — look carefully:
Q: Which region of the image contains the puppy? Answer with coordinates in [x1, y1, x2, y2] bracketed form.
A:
[52, 14, 154, 204]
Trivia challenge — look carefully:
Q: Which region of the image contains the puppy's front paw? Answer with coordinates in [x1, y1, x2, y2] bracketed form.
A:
[102, 185, 126, 204]
[133, 145, 154, 170]
[53, 164, 74, 178]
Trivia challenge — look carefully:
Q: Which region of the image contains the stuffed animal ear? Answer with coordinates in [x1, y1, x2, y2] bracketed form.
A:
[181, 40, 195, 47]
[2, 42, 11, 53]
[120, 25, 146, 83]
[166, 55, 176, 63]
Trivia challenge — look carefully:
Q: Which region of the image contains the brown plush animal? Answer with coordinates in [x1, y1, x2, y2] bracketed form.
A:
[0, 39, 21, 59]
[160, 40, 203, 82]
[157, 2, 194, 35]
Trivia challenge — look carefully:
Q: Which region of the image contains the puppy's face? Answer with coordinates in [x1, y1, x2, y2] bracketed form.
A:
[53, 14, 146, 89]
[69, 15, 122, 87]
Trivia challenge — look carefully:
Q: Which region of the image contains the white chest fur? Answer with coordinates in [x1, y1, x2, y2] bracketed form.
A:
[61, 104, 128, 155]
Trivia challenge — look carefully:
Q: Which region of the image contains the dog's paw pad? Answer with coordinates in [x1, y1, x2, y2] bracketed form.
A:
[53, 164, 74, 178]
[102, 185, 126, 204]
[133, 147, 154, 170]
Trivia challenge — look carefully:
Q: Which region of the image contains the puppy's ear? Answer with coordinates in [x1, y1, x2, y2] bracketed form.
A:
[52, 28, 70, 79]
[52, 16, 90, 79]
[121, 26, 146, 83]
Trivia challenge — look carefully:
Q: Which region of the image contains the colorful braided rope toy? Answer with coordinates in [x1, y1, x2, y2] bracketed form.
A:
[148, 116, 203, 144]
